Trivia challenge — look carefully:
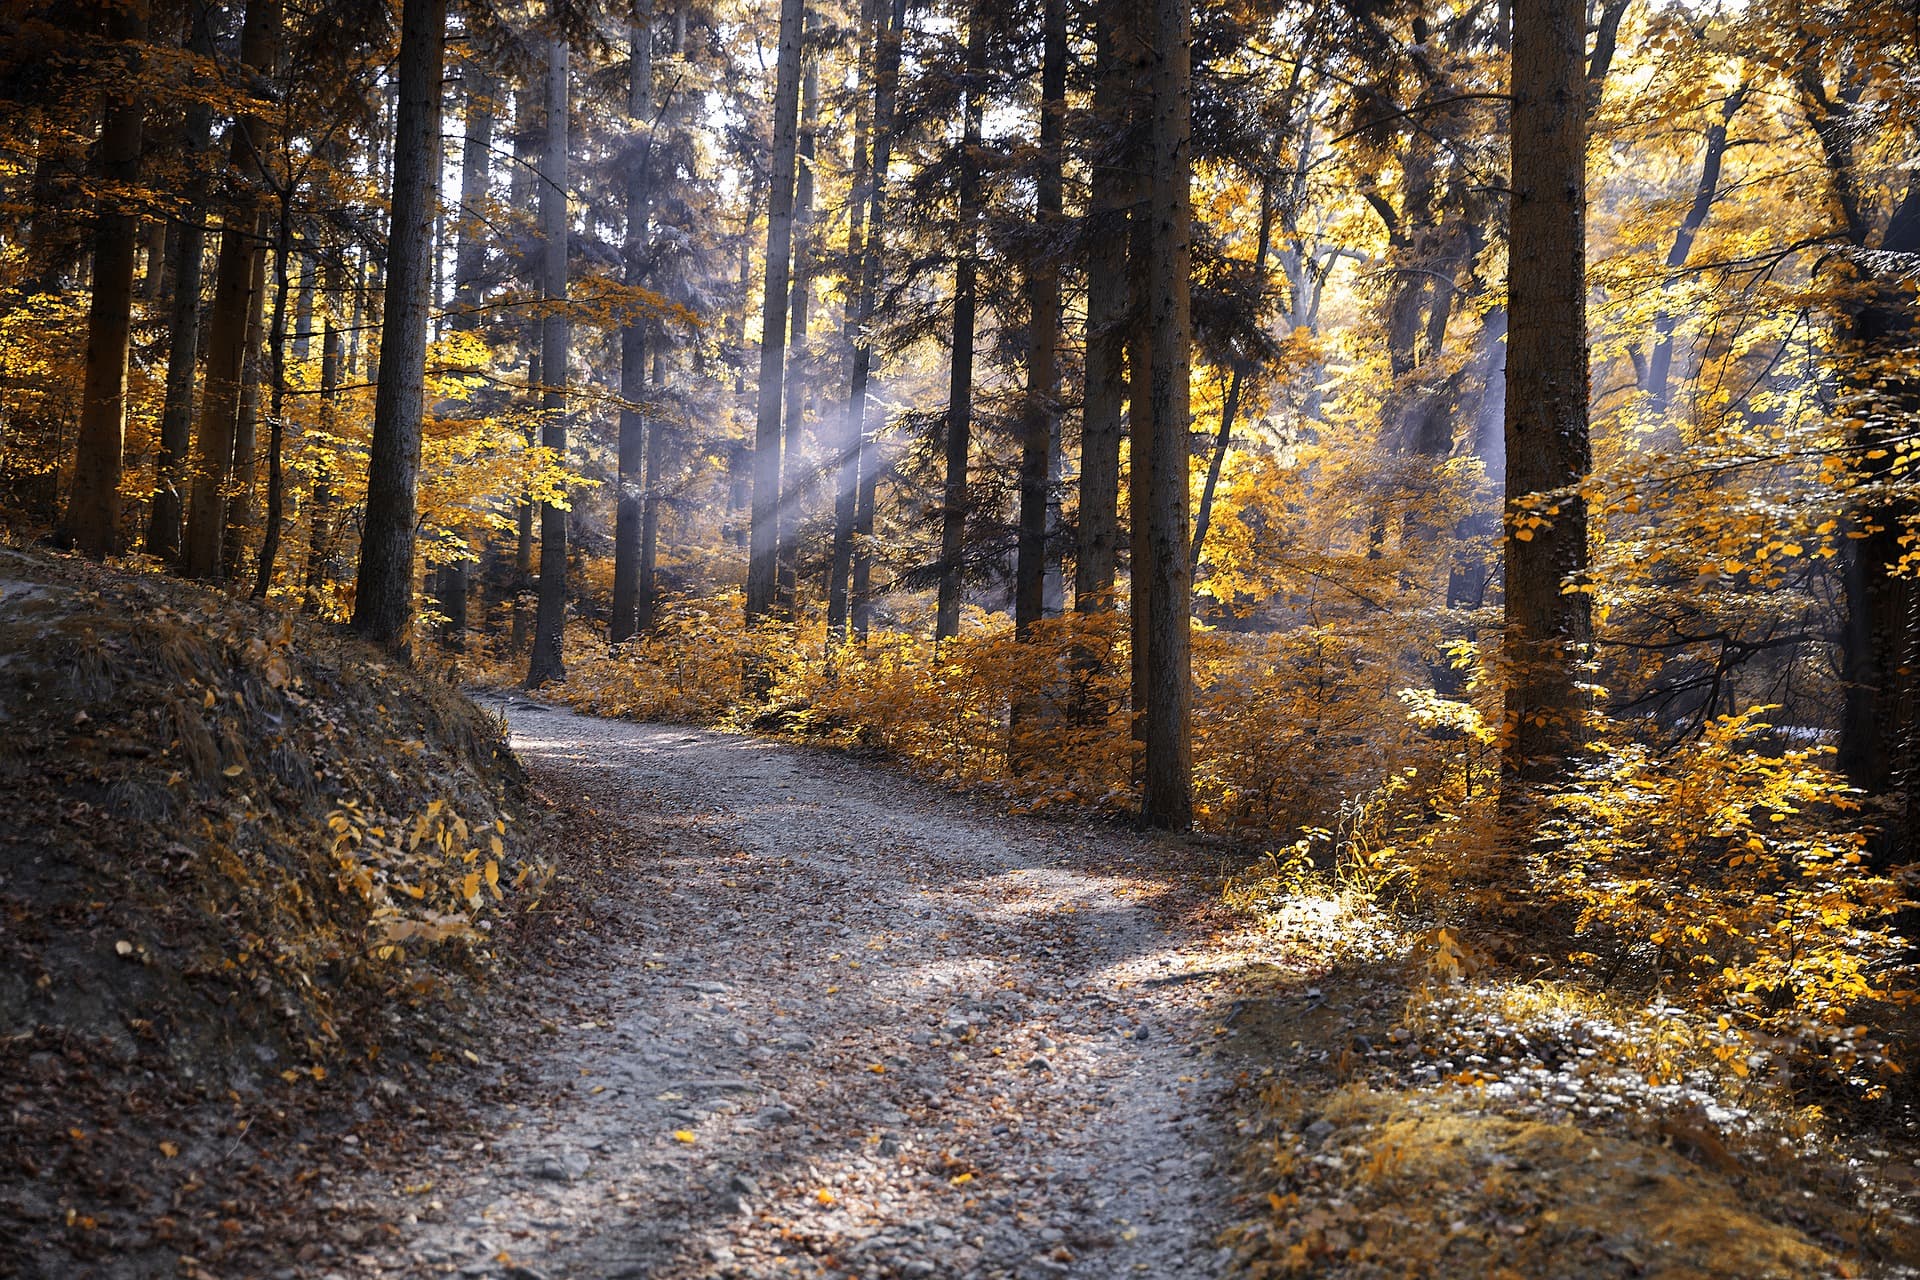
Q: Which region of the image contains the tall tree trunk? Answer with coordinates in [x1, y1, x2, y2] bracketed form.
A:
[221, 232, 269, 579]
[1014, 0, 1065, 638]
[636, 346, 668, 632]
[777, 10, 822, 613]
[251, 201, 294, 598]
[825, 0, 877, 643]
[292, 251, 314, 360]
[612, 0, 655, 643]
[351, 0, 447, 647]
[1140, 0, 1193, 828]
[934, 11, 986, 642]
[182, 0, 281, 580]
[745, 0, 807, 622]
[525, 34, 571, 685]
[1500, 0, 1591, 822]
[1076, 0, 1131, 613]
[304, 251, 343, 612]
[60, 0, 149, 559]
[148, 0, 214, 561]
[847, 0, 907, 642]
[437, 55, 497, 647]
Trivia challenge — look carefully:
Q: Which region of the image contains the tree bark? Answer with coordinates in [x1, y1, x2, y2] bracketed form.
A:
[825, 0, 877, 644]
[847, 0, 908, 643]
[437, 56, 496, 646]
[351, 0, 448, 648]
[1140, 0, 1193, 829]
[525, 34, 571, 686]
[147, 0, 215, 562]
[61, 0, 150, 560]
[1499, 0, 1591, 819]
[612, 0, 655, 643]
[1014, 0, 1065, 639]
[221, 230, 269, 579]
[745, 0, 807, 622]
[637, 345, 668, 632]
[304, 250, 343, 612]
[182, 0, 282, 580]
[251, 200, 294, 598]
[934, 11, 986, 642]
[1076, 1, 1132, 614]
[777, 10, 822, 613]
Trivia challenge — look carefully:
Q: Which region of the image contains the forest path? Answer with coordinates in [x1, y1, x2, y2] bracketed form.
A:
[357, 698, 1241, 1280]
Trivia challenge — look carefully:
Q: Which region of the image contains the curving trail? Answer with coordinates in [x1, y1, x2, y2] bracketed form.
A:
[360, 699, 1239, 1280]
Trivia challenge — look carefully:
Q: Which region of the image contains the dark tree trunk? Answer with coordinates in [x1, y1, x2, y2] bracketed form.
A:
[304, 251, 344, 612]
[1500, 0, 1591, 818]
[1139, 0, 1193, 829]
[612, 0, 655, 643]
[745, 0, 807, 621]
[777, 11, 822, 614]
[252, 205, 295, 598]
[221, 234, 269, 579]
[934, 12, 986, 642]
[825, 0, 877, 644]
[1014, 0, 1065, 639]
[637, 346, 668, 632]
[525, 34, 571, 686]
[352, 0, 448, 648]
[60, 0, 149, 560]
[148, 0, 215, 562]
[182, 0, 281, 580]
[845, 0, 908, 643]
[1076, 0, 1132, 613]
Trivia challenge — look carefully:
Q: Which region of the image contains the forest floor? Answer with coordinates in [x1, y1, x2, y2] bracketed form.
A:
[326, 695, 1249, 1280]
[4, 548, 1911, 1279]
[314, 697, 1916, 1280]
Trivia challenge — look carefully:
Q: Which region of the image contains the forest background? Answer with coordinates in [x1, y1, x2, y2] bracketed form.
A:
[3, 0, 1918, 1131]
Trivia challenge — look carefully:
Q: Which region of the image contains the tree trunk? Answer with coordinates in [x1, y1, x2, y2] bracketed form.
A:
[1140, 0, 1193, 829]
[934, 11, 986, 642]
[221, 233, 269, 579]
[182, 0, 281, 580]
[1076, 1, 1132, 613]
[1014, 0, 1065, 639]
[60, 0, 149, 560]
[612, 0, 655, 643]
[637, 346, 668, 632]
[251, 202, 294, 598]
[1500, 0, 1591, 821]
[148, 0, 215, 562]
[777, 11, 822, 614]
[745, 0, 807, 622]
[525, 34, 571, 686]
[304, 251, 343, 612]
[846, 0, 907, 643]
[436, 58, 496, 647]
[351, 0, 447, 648]
[825, 0, 877, 644]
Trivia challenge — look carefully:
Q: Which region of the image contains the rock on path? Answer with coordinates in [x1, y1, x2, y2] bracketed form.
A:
[359, 700, 1234, 1280]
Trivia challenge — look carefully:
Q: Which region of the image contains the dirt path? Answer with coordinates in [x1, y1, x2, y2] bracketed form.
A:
[348, 699, 1240, 1280]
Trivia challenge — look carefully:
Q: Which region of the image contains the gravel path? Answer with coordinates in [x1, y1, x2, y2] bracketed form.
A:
[359, 699, 1237, 1280]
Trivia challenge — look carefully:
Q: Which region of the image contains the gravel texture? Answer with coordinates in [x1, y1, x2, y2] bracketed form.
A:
[348, 697, 1236, 1280]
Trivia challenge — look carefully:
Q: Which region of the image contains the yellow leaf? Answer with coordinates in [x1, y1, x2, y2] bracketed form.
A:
[673, 1130, 697, 1144]
[222, 764, 245, 778]
[158, 1141, 179, 1158]
[461, 871, 481, 902]
[867, 1063, 886, 1074]
[816, 1188, 836, 1204]
[484, 859, 501, 901]
[950, 1172, 974, 1186]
